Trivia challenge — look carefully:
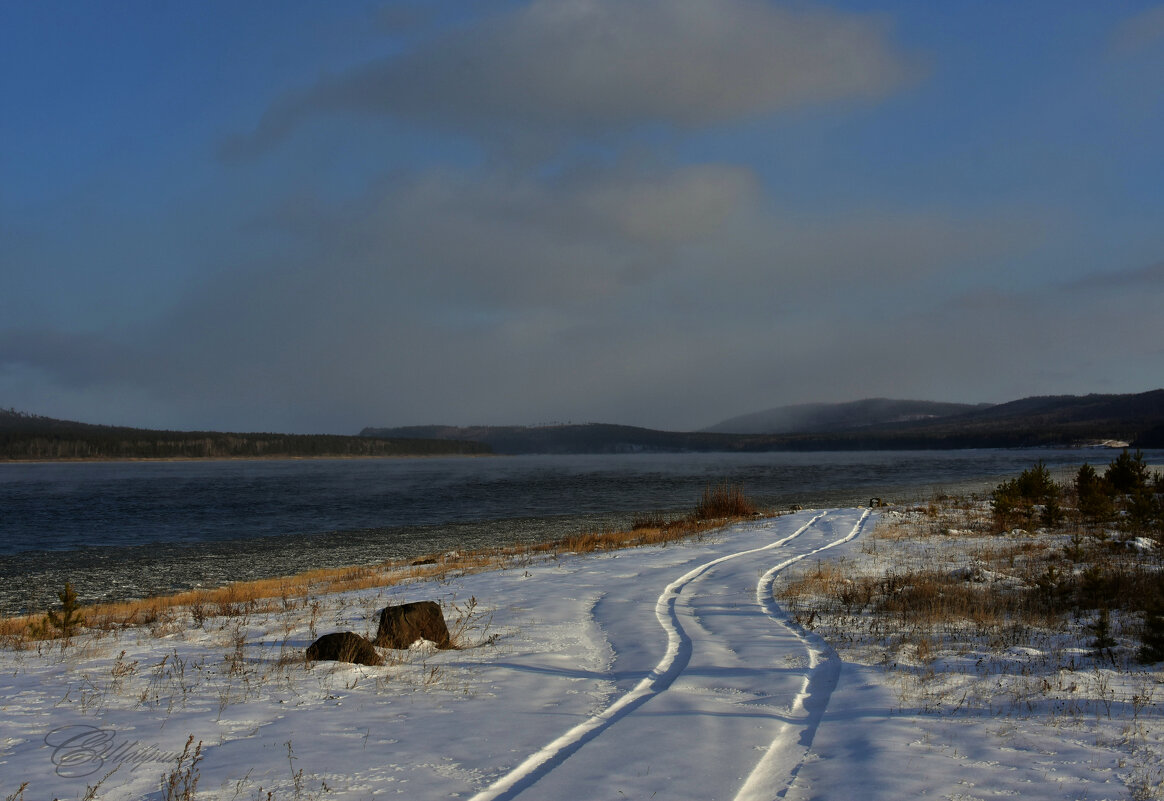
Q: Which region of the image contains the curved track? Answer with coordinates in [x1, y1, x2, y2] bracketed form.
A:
[471, 509, 871, 801]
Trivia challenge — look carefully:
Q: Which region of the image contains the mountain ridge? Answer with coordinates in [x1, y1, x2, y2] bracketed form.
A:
[4, 389, 1162, 459]
[363, 390, 1164, 454]
[702, 398, 991, 435]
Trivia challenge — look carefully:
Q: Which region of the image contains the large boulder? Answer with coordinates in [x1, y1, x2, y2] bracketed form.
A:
[374, 601, 452, 649]
[306, 632, 383, 666]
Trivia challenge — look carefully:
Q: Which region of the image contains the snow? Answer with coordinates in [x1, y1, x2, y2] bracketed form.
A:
[1, 508, 1161, 800]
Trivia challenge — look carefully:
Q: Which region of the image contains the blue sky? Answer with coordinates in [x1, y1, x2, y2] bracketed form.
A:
[2, 0, 1163, 433]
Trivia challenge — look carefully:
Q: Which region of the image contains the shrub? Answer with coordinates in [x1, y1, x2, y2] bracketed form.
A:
[992, 461, 1059, 528]
[693, 483, 757, 519]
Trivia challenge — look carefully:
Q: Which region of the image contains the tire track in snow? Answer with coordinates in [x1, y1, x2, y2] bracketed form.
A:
[468, 512, 828, 801]
[733, 508, 873, 801]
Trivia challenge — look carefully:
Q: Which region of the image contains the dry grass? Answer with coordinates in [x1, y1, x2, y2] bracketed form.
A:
[778, 497, 1164, 668]
[0, 555, 501, 647]
[694, 482, 759, 519]
[2, 485, 769, 647]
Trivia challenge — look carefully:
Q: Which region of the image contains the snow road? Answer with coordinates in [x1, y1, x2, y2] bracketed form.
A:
[471, 510, 871, 801]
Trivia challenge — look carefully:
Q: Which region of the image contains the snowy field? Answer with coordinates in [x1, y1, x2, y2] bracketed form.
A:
[1, 508, 1161, 800]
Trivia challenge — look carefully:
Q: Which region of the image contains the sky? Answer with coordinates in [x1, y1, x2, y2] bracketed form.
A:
[2, 1, 1163, 434]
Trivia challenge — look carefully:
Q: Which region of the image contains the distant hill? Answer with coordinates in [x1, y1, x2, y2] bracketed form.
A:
[364, 390, 1164, 453]
[703, 398, 988, 435]
[359, 423, 739, 455]
[0, 409, 491, 460]
[866, 391, 1164, 447]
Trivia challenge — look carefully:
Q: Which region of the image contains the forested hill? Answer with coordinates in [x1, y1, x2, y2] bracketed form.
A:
[363, 391, 1164, 454]
[361, 423, 743, 454]
[703, 398, 989, 435]
[0, 410, 491, 460]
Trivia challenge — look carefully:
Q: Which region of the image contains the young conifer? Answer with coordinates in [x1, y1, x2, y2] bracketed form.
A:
[46, 581, 84, 639]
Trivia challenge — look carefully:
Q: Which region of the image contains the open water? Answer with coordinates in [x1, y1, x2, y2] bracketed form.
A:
[1, 449, 1155, 614]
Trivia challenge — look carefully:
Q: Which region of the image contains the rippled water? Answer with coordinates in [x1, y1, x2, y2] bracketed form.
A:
[1, 449, 1151, 613]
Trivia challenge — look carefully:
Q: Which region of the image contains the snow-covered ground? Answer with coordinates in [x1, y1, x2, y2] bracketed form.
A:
[1, 508, 1160, 800]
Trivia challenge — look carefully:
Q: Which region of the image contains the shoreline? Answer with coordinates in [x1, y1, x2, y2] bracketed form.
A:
[0, 496, 775, 636]
[0, 452, 497, 464]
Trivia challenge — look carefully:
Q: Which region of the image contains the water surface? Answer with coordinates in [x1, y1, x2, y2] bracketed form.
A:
[1, 449, 1153, 613]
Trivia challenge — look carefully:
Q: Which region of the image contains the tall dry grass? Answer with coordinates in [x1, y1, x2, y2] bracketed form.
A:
[693, 482, 758, 519]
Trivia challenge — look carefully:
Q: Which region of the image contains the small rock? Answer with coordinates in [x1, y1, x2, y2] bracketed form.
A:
[306, 632, 383, 666]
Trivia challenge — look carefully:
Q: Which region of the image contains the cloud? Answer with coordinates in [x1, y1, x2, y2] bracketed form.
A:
[1109, 4, 1164, 55]
[1061, 260, 1164, 293]
[0, 329, 142, 387]
[223, 0, 918, 158]
[0, 160, 1047, 431]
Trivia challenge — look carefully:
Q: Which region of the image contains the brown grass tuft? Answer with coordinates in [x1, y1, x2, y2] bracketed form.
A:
[693, 483, 757, 519]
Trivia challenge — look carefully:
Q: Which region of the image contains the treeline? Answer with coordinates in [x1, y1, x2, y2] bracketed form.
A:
[362, 422, 1161, 455]
[992, 449, 1163, 533]
[0, 411, 490, 460]
[747, 427, 1151, 452]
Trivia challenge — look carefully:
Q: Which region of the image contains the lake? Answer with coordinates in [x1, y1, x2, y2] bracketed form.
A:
[0, 449, 1153, 613]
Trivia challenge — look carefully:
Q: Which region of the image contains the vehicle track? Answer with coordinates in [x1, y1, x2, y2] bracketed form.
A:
[469, 512, 836, 801]
[733, 508, 872, 801]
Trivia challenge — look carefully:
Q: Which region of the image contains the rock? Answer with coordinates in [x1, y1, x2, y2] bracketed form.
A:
[374, 601, 452, 649]
[951, 564, 988, 583]
[306, 632, 383, 666]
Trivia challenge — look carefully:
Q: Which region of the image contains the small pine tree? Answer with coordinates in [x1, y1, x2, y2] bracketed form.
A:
[1106, 449, 1149, 495]
[993, 461, 1063, 530]
[1040, 495, 1064, 528]
[1127, 488, 1159, 532]
[1091, 607, 1117, 662]
[1016, 460, 1057, 504]
[1075, 463, 1114, 522]
[45, 582, 84, 639]
[990, 478, 1021, 525]
[1140, 604, 1164, 664]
